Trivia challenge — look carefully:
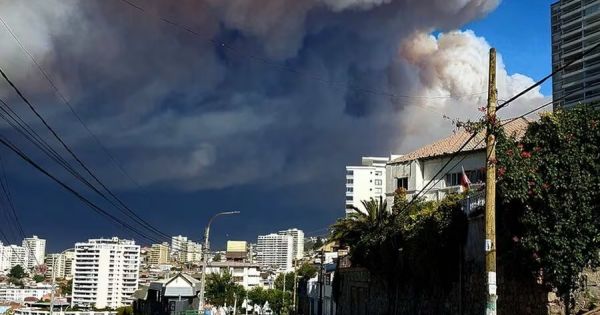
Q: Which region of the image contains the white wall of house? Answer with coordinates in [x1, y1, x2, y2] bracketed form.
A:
[386, 151, 486, 208]
[0, 286, 52, 302]
[205, 263, 261, 289]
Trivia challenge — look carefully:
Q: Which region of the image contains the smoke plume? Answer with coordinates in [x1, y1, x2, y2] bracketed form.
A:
[0, 0, 547, 191]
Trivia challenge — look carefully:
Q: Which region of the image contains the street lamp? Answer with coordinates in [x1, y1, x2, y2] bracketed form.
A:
[198, 211, 240, 310]
[50, 248, 74, 315]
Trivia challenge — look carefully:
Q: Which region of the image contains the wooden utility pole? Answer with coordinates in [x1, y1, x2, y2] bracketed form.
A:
[485, 48, 498, 315]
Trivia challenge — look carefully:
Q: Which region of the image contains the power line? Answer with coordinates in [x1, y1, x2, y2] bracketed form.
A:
[0, 66, 173, 242]
[0, 97, 161, 241]
[0, 135, 164, 244]
[0, 15, 144, 190]
[497, 41, 600, 111]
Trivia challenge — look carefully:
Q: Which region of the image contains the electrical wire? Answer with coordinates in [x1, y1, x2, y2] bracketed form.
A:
[0, 66, 173, 242]
[0, 15, 144, 190]
[497, 42, 600, 111]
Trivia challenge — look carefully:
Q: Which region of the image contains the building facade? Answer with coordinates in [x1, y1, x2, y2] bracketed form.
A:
[71, 237, 140, 309]
[256, 234, 293, 272]
[133, 273, 200, 315]
[345, 156, 399, 215]
[0, 244, 28, 272]
[277, 229, 304, 260]
[385, 118, 528, 208]
[148, 243, 170, 266]
[204, 261, 261, 289]
[0, 285, 52, 302]
[551, 0, 600, 108]
[22, 236, 46, 269]
[170, 236, 201, 264]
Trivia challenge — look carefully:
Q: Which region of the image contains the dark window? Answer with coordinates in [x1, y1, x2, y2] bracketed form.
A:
[345, 196, 353, 201]
[346, 179, 353, 184]
[396, 177, 408, 190]
[346, 170, 354, 176]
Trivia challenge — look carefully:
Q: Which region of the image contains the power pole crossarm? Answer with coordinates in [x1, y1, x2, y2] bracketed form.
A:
[485, 47, 498, 315]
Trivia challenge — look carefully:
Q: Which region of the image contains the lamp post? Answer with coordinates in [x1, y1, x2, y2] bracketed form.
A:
[50, 248, 74, 315]
[198, 211, 240, 311]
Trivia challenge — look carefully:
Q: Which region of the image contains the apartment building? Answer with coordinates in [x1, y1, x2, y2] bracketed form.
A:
[45, 250, 75, 279]
[0, 284, 52, 302]
[0, 244, 28, 272]
[22, 236, 46, 269]
[71, 237, 140, 309]
[345, 156, 399, 215]
[256, 233, 293, 272]
[148, 243, 170, 266]
[551, 0, 600, 108]
[204, 261, 261, 289]
[385, 118, 529, 209]
[170, 236, 201, 264]
[277, 228, 304, 260]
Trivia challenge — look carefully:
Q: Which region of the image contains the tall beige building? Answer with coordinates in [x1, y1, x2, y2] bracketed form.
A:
[149, 242, 170, 265]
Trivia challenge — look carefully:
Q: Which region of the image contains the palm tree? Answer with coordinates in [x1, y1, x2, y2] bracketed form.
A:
[330, 196, 390, 246]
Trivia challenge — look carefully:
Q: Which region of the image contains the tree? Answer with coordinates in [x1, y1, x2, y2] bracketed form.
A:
[9, 265, 26, 279]
[205, 270, 245, 307]
[313, 237, 324, 250]
[297, 263, 318, 280]
[330, 197, 390, 249]
[247, 287, 290, 314]
[33, 274, 45, 283]
[212, 253, 222, 262]
[59, 279, 73, 295]
[116, 306, 133, 315]
[274, 272, 295, 292]
[497, 105, 600, 311]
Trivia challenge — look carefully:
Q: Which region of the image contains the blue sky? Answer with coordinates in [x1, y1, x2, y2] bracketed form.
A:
[467, 0, 555, 95]
[0, 0, 556, 252]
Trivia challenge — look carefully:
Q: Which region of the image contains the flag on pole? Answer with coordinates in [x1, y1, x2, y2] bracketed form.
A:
[461, 166, 471, 190]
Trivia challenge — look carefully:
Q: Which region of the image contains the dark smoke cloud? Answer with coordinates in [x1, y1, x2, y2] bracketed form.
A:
[0, 0, 544, 192]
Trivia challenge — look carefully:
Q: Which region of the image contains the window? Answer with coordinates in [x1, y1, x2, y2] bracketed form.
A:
[374, 179, 382, 186]
[346, 179, 353, 184]
[375, 171, 382, 176]
[345, 196, 353, 201]
[346, 187, 353, 193]
[346, 170, 354, 176]
[445, 169, 485, 186]
[396, 177, 408, 190]
[375, 188, 382, 194]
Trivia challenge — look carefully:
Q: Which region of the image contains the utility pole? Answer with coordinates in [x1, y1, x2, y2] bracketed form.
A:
[283, 270, 287, 313]
[318, 250, 324, 315]
[292, 259, 298, 315]
[485, 47, 498, 315]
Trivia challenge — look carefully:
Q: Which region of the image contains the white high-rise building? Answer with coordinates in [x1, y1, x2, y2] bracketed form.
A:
[345, 156, 399, 215]
[171, 235, 188, 262]
[278, 228, 304, 260]
[0, 242, 11, 272]
[256, 233, 293, 271]
[184, 241, 202, 264]
[170, 236, 202, 264]
[0, 242, 28, 272]
[72, 237, 140, 309]
[22, 236, 46, 269]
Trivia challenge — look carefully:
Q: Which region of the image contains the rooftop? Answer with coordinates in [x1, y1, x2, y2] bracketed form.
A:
[389, 118, 529, 164]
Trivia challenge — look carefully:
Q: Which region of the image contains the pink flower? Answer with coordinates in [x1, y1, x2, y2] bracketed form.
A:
[521, 151, 531, 158]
